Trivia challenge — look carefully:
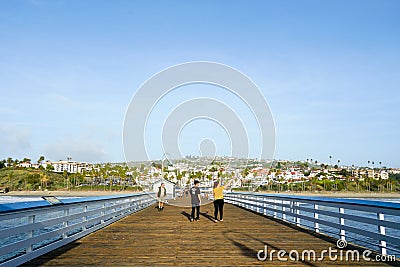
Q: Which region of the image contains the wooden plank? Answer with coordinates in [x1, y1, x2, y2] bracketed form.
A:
[21, 202, 398, 266]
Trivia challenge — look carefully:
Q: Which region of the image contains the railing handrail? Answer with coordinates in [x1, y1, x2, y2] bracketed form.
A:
[0, 192, 149, 214]
[228, 191, 400, 210]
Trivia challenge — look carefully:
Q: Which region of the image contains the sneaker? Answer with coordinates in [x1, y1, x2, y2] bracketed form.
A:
[214, 219, 218, 223]
[220, 219, 223, 222]
[190, 218, 194, 222]
[195, 217, 200, 221]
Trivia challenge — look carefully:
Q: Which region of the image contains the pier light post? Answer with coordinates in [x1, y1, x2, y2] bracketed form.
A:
[161, 152, 170, 180]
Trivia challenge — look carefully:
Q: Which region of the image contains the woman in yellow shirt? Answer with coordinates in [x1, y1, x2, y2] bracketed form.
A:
[213, 180, 232, 222]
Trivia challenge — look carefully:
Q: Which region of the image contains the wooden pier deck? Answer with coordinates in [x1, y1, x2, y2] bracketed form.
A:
[22, 199, 399, 266]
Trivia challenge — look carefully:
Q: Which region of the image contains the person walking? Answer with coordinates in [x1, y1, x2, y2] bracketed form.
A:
[157, 183, 167, 211]
[212, 179, 232, 222]
[190, 180, 201, 222]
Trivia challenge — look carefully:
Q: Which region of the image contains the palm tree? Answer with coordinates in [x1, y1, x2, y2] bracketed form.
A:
[13, 159, 19, 168]
[40, 173, 49, 189]
[63, 170, 69, 190]
[37, 155, 45, 165]
[329, 156, 332, 167]
[365, 170, 371, 191]
[337, 160, 340, 167]
[371, 161, 375, 179]
[8, 173, 13, 191]
[6, 157, 13, 168]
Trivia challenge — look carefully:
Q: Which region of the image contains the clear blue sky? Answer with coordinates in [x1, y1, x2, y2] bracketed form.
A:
[1, 0, 399, 167]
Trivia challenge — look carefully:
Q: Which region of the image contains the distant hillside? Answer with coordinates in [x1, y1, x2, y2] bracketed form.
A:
[0, 169, 66, 191]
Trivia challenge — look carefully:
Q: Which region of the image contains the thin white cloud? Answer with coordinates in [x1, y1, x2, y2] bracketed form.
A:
[46, 94, 73, 106]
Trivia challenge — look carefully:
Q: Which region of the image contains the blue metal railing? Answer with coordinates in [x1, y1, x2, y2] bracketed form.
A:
[225, 192, 400, 257]
[0, 193, 155, 267]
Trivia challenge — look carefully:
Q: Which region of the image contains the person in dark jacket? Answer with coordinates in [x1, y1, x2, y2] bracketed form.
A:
[157, 183, 167, 211]
[190, 180, 201, 221]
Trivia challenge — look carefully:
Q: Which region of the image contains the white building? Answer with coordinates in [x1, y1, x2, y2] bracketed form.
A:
[51, 161, 79, 173]
[18, 162, 32, 168]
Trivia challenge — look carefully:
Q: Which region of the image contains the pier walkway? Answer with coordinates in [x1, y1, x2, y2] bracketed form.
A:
[21, 198, 398, 267]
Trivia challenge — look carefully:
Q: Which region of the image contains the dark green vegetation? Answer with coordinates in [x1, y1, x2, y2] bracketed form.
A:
[0, 168, 142, 192]
[257, 174, 400, 193]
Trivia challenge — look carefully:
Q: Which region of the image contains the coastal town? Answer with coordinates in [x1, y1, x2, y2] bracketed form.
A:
[1, 156, 399, 193]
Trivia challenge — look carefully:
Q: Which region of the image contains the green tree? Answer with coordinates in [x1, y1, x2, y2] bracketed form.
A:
[8, 173, 14, 191]
[63, 170, 69, 190]
[6, 157, 13, 167]
[37, 155, 45, 165]
[46, 164, 54, 171]
[40, 173, 50, 189]
[22, 158, 31, 163]
[242, 167, 249, 178]
[12, 159, 19, 168]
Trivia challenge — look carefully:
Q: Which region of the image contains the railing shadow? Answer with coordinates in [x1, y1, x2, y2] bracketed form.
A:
[20, 242, 81, 266]
[200, 212, 215, 222]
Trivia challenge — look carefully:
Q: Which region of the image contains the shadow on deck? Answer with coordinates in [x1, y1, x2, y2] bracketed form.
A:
[22, 201, 399, 266]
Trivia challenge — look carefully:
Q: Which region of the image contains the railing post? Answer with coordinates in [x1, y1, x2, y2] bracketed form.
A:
[82, 205, 88, 231]
[282, 200, 286, 221]
[256, 196, 259, 213]
[249, 195, 252, 210]
[26, 214, 35, 253]
[263, 196, 267, 215]
[273, 199, 277, 218]
[339, 207, 345, 241]
[112, 201, 116, 218]
[63, 208, 69, 239]
[132, 199, 137, 211]
[314, 204, 319, 233]
[290, 201, 294, 223]
[292, 201, 296, 224]
[377, 212, 387, 255]
[101, 203, 106, 224]
[295, 202, 300, 226]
